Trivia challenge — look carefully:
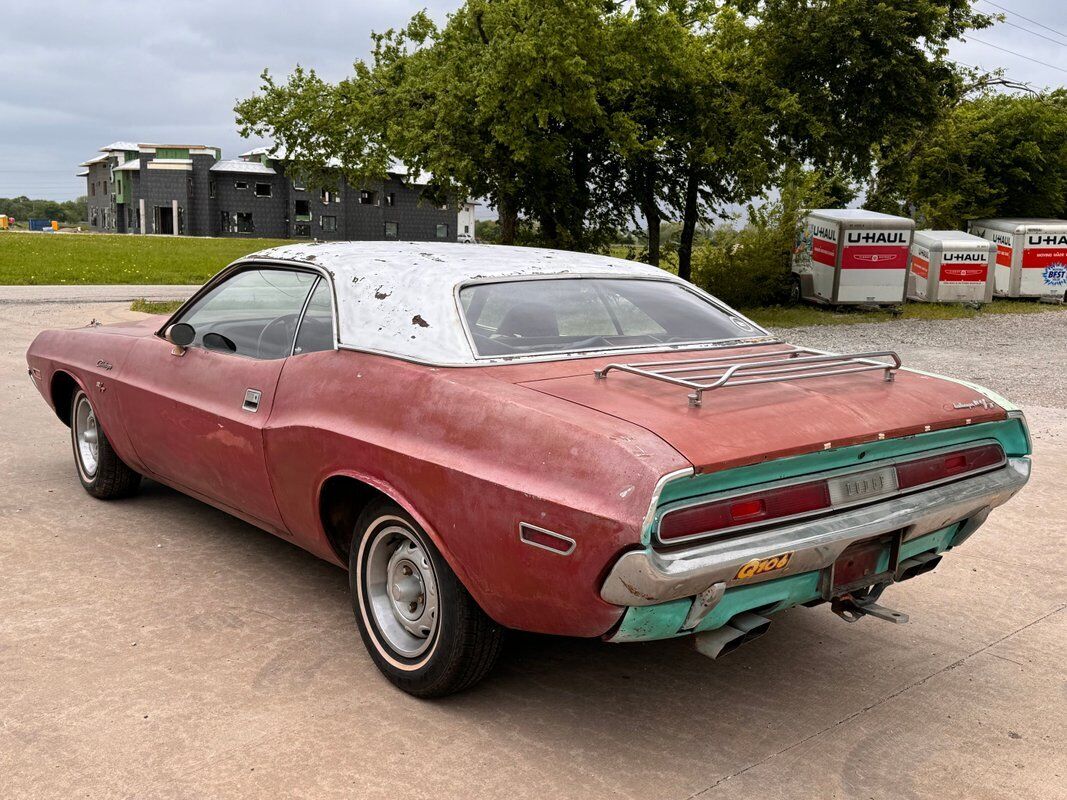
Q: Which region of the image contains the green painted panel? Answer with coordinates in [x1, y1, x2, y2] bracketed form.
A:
[645, 417, 1029, 543]
[156, 147, 189, 160]
[611, 525, 963, 643]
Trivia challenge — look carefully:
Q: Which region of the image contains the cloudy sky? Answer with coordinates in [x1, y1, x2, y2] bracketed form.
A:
[1, 0, 1063, 201]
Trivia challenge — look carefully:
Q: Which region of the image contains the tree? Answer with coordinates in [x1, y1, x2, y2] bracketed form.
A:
[236, 0, 994, 268]
[869, 89, 1067, 227]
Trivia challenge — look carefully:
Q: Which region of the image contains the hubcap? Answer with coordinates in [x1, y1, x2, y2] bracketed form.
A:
[365, 525, 439, 657]
[74, 395, 99, 477]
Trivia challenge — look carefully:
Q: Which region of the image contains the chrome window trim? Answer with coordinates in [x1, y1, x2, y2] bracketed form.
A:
[289, 275, 339, 357]
[654, 439, 1008, 547]
[156, 259, 340, 358]
[453, 274, 772, 363]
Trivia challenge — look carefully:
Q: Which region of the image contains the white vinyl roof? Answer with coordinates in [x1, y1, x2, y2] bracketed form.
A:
[113, 160, 141, 172]
[233, 242, 742, 365]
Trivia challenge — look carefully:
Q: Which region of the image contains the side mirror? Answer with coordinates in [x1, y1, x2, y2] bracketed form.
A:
[164, 322, 195, 355]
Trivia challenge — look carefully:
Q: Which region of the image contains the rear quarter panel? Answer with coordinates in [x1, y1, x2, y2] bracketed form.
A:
[265, 349, 690, 637]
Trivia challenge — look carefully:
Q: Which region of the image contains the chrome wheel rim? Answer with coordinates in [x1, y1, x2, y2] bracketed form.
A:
[74, 395, 99, 478]
[365, 525, 439, 658]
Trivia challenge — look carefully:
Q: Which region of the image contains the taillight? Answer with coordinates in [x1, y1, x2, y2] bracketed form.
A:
[659, 480, 831, 542]
[657, 442, 1005, 545]
[894, 443, 1004, 490]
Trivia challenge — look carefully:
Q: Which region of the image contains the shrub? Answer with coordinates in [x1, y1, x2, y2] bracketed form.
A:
[691, 167, 850, 307]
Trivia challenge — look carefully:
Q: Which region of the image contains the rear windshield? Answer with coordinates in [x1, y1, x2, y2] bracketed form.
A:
[459, 278, 758, 357]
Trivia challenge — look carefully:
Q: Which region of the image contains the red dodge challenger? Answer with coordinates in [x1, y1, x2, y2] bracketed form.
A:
[26, 242, 1031, 696]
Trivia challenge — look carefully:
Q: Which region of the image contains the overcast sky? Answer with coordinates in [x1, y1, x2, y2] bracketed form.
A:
[1, 0, 1063, 202]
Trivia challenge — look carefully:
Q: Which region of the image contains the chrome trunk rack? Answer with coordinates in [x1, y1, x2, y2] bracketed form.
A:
[593, 342, 902, 407]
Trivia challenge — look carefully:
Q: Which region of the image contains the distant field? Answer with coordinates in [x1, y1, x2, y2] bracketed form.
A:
[0, 231, 288, 285]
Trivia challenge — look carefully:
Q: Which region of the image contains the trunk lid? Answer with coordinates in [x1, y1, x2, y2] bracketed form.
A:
[490, 344, 1006, 474]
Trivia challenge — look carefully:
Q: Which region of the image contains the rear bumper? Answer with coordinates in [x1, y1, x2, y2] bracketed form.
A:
[601, 457, 1030, 607]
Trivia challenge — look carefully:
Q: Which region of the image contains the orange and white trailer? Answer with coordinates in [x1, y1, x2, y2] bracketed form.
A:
[967, 218, 1067, 300]
[908, 230, 994, 304]
[792, 209, 914, 305]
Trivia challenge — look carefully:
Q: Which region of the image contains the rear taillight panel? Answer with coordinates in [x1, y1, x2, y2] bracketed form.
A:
[657, 442, 1005, 545]
[894, 443, 1004, 490]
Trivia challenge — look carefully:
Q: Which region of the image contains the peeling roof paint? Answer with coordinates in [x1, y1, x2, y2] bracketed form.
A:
[233, 242, 699, 365]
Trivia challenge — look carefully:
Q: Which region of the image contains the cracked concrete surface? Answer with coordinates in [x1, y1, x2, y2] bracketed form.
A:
[1, 294, 1064, 799]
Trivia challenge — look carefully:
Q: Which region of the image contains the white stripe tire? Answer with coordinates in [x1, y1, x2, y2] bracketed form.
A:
[349, 499, 504, 697]
[70, 389, 141, 500]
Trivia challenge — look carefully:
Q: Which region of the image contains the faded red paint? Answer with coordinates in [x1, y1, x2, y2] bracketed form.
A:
[26, 322, 1006, 638]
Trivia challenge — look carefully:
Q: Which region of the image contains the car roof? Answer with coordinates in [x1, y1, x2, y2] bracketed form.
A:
[234, 241, 709, 365]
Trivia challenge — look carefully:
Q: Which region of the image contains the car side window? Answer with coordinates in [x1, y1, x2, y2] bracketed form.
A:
[177, 268, 317, 359]
[293, 279, 336, 355]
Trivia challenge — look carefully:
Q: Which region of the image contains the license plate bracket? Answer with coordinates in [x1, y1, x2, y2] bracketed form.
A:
[820, 530, 904, 599]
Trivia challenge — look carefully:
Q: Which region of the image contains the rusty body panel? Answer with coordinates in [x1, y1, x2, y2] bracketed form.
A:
[492, 344, 1006, 474]
[24, 243, 1028, 645]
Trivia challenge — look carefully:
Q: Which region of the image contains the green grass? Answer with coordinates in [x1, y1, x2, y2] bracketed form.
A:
[130, 298, 184, 315]
[0, 231, 289, 285]
[743, 299, 1067, 328]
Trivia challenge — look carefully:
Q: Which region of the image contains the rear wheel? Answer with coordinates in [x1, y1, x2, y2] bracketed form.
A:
[349, 500, 503, 697]
[70, 390, 141, 499]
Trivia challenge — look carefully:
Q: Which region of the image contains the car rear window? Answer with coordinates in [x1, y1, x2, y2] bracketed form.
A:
[459, 278, 757, 357]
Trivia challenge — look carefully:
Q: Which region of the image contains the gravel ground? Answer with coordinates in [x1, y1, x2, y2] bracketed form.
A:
[770, 310, 1067, 448]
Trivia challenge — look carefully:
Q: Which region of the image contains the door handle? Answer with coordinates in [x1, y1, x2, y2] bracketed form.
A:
[243, 389, 262, 412]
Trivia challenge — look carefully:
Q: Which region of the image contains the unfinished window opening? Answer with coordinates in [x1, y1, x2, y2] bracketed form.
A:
[321, 215, 337, 232]
[235, 212, 254, 233]
[220, 211, 230, 232]
[294, 222, 312, 238]
[385, 193, 396, 207]
[209, 180, 216, 199]
[235, 180, 248, 191]
[360, 190, 377, 205]
[294, 199, 311, 221]
[255, 182, 272, 198]
[384, 221, 399, 240]
[436, 223, 449, 239]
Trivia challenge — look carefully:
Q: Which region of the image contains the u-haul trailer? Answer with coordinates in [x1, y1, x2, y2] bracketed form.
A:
[908, 230, 994, 304]
[967, 218, 1067, 300]
[792, 209, 914, 305]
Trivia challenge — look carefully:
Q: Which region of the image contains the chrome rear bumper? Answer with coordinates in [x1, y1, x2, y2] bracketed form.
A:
[601, 458, 1030, 607]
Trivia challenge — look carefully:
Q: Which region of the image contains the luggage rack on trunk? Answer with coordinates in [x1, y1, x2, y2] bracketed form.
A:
[593, 343, 902, 407]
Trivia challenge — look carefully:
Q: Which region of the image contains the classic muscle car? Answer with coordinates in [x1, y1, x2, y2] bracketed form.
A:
[27, 242, 1031, 696]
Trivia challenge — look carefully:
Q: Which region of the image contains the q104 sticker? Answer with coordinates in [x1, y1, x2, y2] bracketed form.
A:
[1044, 262, 1067, 287]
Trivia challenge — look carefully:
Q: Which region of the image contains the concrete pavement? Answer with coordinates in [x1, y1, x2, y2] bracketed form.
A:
[1, 300, 1063, 800]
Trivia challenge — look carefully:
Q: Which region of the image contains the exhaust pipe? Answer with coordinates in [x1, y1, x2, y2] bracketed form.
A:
[896, 552, 942, 582]
[694, 612, 771, 660]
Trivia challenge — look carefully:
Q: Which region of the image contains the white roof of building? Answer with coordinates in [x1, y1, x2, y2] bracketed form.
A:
[101, 141, 141, 152]
[232, 241, 755, 365]
[75, 169, 89, 177]
[113, 160, 141, 172]
[210, 160, 277, 175]
[79, 153, 110, 167]
[237, 146, 432, 185]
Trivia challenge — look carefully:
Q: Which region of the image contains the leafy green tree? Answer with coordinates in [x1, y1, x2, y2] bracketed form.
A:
[870, 90, 1067, 227]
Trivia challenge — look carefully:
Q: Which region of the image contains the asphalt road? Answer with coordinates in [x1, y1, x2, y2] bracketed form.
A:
[2, 291, 1064, 800]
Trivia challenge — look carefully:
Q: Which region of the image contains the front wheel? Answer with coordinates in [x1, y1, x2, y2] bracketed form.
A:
[350, 500, 503, 697]
[70, 389, 141, 499]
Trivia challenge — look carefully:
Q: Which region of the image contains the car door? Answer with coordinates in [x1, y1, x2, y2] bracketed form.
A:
[118, 267, 320, 530]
